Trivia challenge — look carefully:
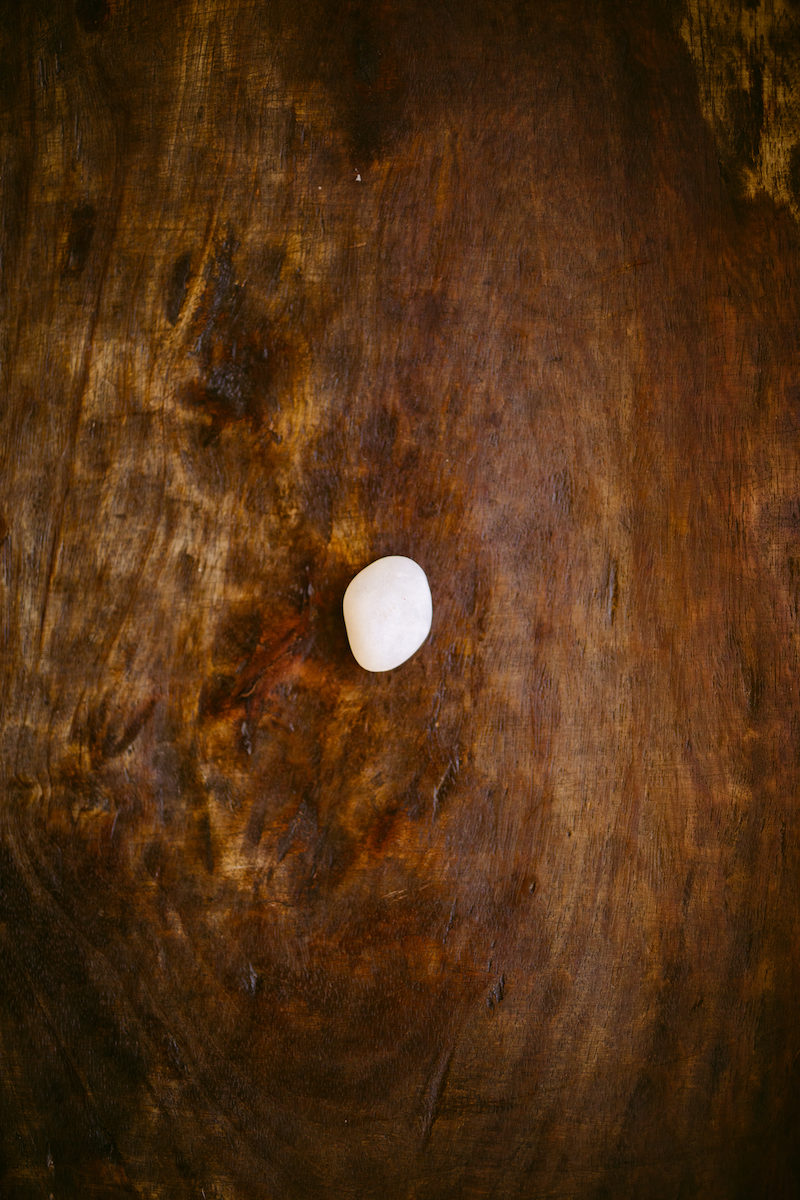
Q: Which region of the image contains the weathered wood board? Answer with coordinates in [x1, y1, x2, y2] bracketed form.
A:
[2, 1, 799, 1196]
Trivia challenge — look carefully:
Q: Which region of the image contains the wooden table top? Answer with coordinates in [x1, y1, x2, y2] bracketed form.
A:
[2, 1, 799, 1196]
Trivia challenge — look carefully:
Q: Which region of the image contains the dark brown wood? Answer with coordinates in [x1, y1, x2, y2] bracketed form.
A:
[2, 1, 800, 1196]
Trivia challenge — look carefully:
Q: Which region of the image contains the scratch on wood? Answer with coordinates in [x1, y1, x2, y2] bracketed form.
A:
[420, 1045, 453, 1144]
[487, 973, 506, 1013]
[442, 896, 456, 943]
[382, 881, 433, 903]
[432, 754, 459, 820]
[605, 556, 619, 626]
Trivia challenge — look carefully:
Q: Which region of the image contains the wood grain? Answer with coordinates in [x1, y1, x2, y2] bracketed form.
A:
[2, 1, 799, 1196]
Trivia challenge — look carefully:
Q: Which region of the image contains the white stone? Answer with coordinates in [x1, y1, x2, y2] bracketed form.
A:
[343, 556, 432, 672]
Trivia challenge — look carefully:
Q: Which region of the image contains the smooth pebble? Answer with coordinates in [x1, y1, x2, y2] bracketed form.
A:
[343, 556, 432, 672]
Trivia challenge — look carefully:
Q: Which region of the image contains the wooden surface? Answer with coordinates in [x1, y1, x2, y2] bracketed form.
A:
[2, 1, 800, 1196]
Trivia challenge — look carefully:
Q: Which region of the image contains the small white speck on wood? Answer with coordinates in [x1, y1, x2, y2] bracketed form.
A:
[343, 556, 432, 672]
